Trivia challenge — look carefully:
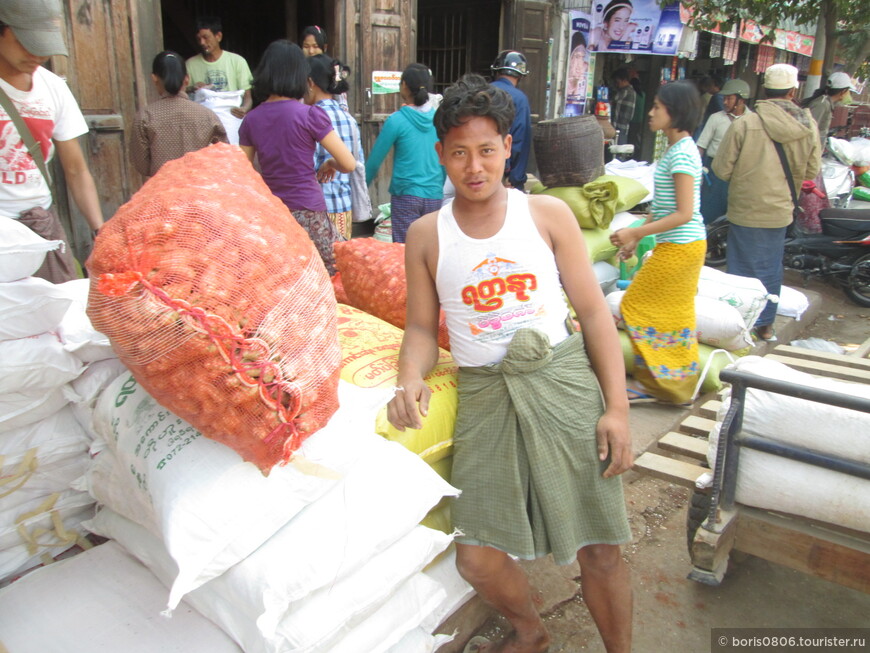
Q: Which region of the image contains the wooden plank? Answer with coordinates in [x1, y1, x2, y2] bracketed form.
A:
[851, 335, 870, 360]
[689, 509, 738, 586]
[657, 432, 709, 462]
[678, 414, 717, 438]
[698, 399, 722, 421]
[765, 354, 870, 384]
[632, 452, 707, 488]
[772, 344, 870, 371]
[734, 509, 870, 594]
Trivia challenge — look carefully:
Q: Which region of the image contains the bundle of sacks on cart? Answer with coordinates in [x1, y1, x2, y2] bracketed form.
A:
[530, 163, 810, 394]
[0, 219, 121, 586]
[1, 145, 471, 653]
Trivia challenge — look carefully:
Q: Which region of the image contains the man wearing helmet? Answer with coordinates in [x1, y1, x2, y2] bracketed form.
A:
[697, 78, 752, 223]
[491, 50, 531, 191]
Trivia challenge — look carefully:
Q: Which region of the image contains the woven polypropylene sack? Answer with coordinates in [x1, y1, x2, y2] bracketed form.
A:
[334, 238, 450, 350]
[86, 143, 340, 473]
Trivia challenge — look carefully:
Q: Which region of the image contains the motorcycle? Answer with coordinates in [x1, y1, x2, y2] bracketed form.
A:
[704, 209, 870, 307]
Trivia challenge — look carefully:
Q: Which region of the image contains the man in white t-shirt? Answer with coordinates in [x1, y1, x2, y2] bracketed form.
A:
[0, 0, 104, 282]
[185, 16, 252, 119]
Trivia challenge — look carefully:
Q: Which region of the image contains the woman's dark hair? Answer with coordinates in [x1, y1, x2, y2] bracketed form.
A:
[152, 51, 187, 96]
[301, 25, 328, 50]
[195, 16, 222, 35]
[571, 30, 586, 51]
[401, 63, 433, 106]
[251, 40, 308, 103]
[433, 74, 515, 142]
[604, 0, 632, 23]
[308, 54, 350, 95]
[656, 80, 702, 133]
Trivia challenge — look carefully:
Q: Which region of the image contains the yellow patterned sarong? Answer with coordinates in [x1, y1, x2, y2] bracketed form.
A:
[621, 239, 706, 404]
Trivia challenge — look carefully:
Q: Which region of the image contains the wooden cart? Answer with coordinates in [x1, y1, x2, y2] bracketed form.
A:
[633, 343, 870, 594]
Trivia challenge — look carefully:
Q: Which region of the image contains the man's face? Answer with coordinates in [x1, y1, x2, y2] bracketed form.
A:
[435, 116, 512, 202]
[0, 28, 50, 75]
[722, 93, 740, 113]
[196, 29, 221, 57]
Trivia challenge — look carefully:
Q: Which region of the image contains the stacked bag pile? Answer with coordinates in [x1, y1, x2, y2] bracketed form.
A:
[0, 146, 473, 652]
[0, 219, 122, 586]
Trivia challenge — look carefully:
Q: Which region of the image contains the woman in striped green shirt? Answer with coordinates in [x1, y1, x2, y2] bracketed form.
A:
[609, 80, 707, 404]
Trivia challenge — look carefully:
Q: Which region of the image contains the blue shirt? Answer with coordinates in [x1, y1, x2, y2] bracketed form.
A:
[492, 77, 531, 190]
[313, 98, 363, 214]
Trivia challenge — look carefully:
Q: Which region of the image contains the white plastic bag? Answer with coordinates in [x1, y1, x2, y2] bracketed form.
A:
[0, 277, 73, 341]
[0, 217, 63, 283]
[0, 332, 84, 394]
[55, 279, 115, 362]
[193, 88, 244, 145]
[696, 266, 776, 330]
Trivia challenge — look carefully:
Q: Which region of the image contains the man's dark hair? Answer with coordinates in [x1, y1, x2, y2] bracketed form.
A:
[613, 68, 631, 83]
[0, 21, 7, 36]
[251, 40, 308, 103]
[656, 79, 702, 133]
[195, 16, 222, 35]
[433, 74, 515, 143]
[700, 75, 723, 93]
[764, 87, 791, 99]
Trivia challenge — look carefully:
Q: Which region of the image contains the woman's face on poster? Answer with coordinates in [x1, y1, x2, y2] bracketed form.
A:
[569, 44, 588, 79]
[605, 8, 632, 41]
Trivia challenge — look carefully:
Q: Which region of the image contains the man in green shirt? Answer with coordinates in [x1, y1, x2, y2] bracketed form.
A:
[185, 16, 252, 119]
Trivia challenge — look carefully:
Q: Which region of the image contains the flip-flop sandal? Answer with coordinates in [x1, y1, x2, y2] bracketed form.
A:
[463, 636, 492, 653]
[627, 388, 656, 403]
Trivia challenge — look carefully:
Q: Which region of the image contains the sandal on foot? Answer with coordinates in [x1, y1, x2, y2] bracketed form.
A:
[464, 636, 492, 653]
[627, 388, 656, 403]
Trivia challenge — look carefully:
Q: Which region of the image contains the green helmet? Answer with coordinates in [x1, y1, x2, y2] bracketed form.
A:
[720, 79, 751, 100]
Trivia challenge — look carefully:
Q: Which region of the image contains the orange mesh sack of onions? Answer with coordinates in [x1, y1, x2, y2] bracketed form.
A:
[86, 143, 340, 474]
[333, 238, 451, 350]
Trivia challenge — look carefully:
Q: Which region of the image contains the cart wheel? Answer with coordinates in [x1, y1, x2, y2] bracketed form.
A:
[686, 488, 712, 555]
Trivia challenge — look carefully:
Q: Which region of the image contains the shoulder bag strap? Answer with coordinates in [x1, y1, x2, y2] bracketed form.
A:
[0, 85, 56, 203]
[772, 140, 800, 211]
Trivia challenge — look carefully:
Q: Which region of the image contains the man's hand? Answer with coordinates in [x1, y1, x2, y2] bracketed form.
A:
[230, 106, 247, 119]
[386, 378, 431, 431]
[596, 409, 633, 478]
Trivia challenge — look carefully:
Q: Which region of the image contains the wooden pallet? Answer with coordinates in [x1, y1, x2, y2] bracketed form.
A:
[632, 342, 870, 593]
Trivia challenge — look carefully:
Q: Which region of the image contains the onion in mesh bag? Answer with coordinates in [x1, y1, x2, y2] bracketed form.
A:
[86, 143, 340, 474]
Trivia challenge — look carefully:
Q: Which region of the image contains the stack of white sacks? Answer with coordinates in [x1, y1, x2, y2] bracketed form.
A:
[75, 373, 470, 652]
[0, 219, 120, 585]
[0, 218, 475, 652]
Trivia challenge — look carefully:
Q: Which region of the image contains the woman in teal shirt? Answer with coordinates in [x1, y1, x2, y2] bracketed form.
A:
[365, 63, 444, 243]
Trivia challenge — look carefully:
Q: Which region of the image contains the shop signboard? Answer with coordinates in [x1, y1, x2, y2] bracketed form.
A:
[587, 0, 682, 55]
[564, 11, 595, 117]
[739, 20, 814, 57]
[372, 71, 402, 95]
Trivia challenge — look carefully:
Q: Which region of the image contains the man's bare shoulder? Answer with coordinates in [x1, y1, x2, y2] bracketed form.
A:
[527, 193, 575, 224]
[405, 209, 440, 250]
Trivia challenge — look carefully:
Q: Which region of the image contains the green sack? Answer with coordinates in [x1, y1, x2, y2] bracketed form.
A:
[581, 227, 619, 263]
[530, 175, 648, 230]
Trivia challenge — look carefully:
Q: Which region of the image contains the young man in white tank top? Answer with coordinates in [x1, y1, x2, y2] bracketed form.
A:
[387, 75, 633, 653]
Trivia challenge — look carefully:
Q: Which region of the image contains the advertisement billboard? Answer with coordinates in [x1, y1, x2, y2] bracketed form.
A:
[587, 0, 683, 56]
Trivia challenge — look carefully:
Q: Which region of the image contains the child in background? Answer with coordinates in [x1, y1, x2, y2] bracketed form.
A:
[365, 63, 443, 243]
[131, 51, 227, 177]
[239, 40, 356, 275]
[306, 54, 364, 240]
[610, 80, 706, 404]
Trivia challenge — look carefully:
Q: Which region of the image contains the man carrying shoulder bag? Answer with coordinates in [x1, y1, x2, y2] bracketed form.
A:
[0, 0, 104, 283]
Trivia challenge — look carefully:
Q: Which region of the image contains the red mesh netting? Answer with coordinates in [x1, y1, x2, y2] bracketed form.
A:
[333, 238, 450, 350]
[86, 143, 340, 474]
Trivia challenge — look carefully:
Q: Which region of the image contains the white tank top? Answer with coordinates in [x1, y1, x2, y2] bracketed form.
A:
[436, 189, 571, 367]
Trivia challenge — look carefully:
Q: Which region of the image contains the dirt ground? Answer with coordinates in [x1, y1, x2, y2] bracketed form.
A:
[458, 271, 870, 653]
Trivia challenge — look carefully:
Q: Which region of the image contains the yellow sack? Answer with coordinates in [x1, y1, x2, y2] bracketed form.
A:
[581, 227, 619, 263]
[337, 304, 457, 465]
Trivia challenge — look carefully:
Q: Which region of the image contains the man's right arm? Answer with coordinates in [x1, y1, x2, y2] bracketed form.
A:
[387, 216, 442, 431]
[712, 119, 742, 182]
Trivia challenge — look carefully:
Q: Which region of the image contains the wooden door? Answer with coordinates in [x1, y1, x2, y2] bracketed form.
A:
[359, 0, 416, 205]
[506, 0, 551, 122]
[52, 0, 161, 262]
